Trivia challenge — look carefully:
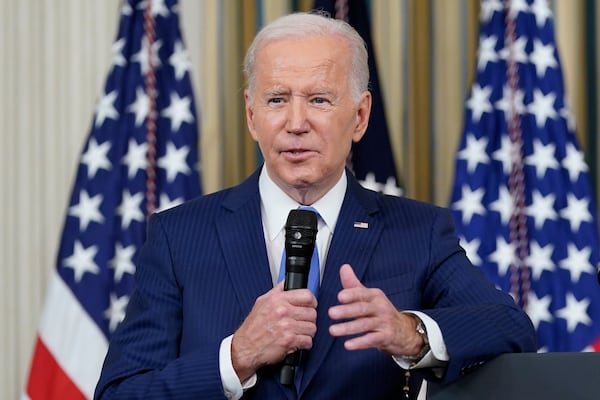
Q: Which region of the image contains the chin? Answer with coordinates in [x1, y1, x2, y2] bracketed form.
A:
[281, 172, 317, 189]
[288, 176, 315, 188]
[272, 162, 327, 189]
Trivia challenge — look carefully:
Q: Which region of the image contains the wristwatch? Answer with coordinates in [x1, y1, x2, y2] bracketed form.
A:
[403, 316, 430, 363]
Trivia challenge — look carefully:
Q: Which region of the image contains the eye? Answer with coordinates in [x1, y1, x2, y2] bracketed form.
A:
[311, 97, 330, 105]
[268, 97, 284, 105]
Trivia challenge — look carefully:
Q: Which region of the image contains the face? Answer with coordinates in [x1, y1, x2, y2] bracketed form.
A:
[245, 34, 372, 204]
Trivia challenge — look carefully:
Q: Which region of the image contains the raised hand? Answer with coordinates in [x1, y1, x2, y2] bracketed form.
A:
[328, 264, 424, 357]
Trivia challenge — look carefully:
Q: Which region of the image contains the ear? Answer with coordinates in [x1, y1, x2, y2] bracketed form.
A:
[352, 91, 372, 143]
[244, 89, 259, 142]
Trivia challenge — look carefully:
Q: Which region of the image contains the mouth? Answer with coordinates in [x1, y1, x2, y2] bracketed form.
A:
[281, 148, 316, 160]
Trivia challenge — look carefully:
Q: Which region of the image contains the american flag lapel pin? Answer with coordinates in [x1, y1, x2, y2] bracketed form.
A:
[353, 221, 369, 229]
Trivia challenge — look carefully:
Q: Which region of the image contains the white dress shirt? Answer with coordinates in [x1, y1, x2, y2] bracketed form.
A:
[259, 166, 345, 286]
[219, 166, 448, 399]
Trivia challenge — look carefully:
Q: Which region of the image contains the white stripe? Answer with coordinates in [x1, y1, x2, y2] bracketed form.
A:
[38, 272, 109, 399]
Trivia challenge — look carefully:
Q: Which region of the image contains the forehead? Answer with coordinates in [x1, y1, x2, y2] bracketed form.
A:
[254, 35, 351, 86]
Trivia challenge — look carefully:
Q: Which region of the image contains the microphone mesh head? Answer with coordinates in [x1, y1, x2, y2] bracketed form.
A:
[286, 209, 318, 231]
[284, 209, 318, 265]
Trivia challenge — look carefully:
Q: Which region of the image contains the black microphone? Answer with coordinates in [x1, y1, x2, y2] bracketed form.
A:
[280, 209, 318, 386]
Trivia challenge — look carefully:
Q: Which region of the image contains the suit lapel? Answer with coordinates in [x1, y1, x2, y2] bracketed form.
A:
[215, 170, 384, 397]
[216, 171, 274, 317]
[299, 175, 384, 393]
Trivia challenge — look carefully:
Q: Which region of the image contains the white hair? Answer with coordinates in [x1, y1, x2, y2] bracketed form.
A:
[243, 12, 369, 102]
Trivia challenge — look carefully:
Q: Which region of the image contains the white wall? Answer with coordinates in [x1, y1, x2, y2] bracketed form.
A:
[0, 1, 211, 398]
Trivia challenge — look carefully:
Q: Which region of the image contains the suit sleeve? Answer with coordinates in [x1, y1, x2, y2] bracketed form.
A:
[419, 207, 537, 383]
[94, 214, 227, 400]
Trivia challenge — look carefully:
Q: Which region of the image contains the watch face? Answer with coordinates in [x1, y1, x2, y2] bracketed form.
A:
[416, 321, 429, 348]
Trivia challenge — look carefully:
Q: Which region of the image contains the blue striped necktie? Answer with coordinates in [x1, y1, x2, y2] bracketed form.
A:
[277, 206, 320, 297]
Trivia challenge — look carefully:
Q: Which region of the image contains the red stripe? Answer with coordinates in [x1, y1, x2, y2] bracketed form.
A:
[26, 336, 87, 400]
[592, 337, 600, 351]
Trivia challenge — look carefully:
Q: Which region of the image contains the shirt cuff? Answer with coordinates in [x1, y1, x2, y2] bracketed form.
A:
[393, 311, 449, 376]
[219, 335, 258, 399]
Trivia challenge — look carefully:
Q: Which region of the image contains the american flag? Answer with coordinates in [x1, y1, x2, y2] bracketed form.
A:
[450, 0, 600, 352]
[23, 0, 202, 398]
[313, 0, 403, 196]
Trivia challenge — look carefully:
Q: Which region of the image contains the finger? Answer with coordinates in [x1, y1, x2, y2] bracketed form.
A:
[328, 317, 385, 351]
[341, 332, 382, 351]
[285, 288, 318, 308]
[274, 280, 285, 291]
[328, 300, 372, 320]
[339, 264, 364, 290]
[286, 330, 316, 352]
[287, 305, 318, 324]
[277, 318, 318, 354]
[329, 316, 376, 337]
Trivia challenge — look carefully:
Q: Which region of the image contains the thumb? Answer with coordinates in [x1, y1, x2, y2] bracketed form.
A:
[274, 280, 285, 291]
[339, 264, 364, 289]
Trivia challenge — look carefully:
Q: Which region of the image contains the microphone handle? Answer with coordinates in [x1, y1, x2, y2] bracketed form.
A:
[280, 271, 309, 385]
[284, 271, 308, 291]
[280, 352, 301, 385]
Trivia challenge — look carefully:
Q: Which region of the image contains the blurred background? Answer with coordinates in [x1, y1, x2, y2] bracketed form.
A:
[2, 0, 599, 398]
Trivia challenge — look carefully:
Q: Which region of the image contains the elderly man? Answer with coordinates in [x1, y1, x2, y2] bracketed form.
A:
[95, 12, 536, 400]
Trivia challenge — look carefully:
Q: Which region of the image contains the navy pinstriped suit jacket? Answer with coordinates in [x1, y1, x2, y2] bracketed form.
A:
[95, 168, 536, 399]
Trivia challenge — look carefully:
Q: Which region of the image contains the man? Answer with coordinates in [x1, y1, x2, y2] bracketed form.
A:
[95, 12, 536, 399]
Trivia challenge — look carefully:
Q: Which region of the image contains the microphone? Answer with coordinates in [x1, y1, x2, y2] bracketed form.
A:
[280, 209, 318, 386]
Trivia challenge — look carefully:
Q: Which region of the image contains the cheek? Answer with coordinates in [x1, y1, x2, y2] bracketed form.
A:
[255, 112, 287, 133]
[334, 141, 353, 162]
[252, 119, 280, 151]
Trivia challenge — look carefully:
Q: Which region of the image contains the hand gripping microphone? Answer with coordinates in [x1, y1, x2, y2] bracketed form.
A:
[280, 209, 318, 385]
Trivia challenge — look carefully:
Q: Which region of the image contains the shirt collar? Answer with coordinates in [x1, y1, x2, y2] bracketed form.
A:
[259, 165, 347, 241]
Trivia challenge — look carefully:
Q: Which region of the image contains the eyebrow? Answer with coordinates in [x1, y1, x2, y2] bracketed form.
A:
[263, 89, 289, 97]
[261, 84, 290, 94]
[261, 86, 336, 99]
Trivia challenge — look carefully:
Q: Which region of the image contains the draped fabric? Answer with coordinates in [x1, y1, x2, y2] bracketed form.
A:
[450, 0, 600, 352]
[23, 1, 202, 398]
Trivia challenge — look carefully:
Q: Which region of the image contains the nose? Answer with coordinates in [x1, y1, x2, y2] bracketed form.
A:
[285, 97, 310, 134]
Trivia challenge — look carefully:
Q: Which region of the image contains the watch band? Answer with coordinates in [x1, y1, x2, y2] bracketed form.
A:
[403, 316, 430, 363]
